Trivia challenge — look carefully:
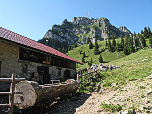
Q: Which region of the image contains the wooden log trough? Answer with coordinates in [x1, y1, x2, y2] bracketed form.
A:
[14, 79, 79, 109]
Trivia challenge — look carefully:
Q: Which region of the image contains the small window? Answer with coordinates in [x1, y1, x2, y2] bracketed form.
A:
[22, 63, 28, 73]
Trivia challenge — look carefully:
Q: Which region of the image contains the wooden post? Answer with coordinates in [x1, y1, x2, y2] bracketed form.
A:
[77, 74, 79, 83]
[90, 68, 92, 82]
[80, 70, 83, 93]
[8, 73, 16, 114]
[88, 68, 90, 82]
[77, 73, 80, 92]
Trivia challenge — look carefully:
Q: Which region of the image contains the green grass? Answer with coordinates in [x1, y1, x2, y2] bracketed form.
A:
[67, 38, 126, 70]
[68, 38, 152, 86]
[101, 103, 122, 112]
[99, 46, 152, 87]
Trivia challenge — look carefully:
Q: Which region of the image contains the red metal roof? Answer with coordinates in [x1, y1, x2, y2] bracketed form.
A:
[0, 27, 83, 64]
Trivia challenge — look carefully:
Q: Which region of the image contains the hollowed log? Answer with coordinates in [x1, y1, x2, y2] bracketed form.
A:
[14, 79, 78, 109]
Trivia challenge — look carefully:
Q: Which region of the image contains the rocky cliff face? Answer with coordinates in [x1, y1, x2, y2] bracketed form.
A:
[40, 17, 131, 50]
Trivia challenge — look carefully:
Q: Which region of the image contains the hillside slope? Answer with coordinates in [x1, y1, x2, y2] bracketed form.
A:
[67, 38, 126, 70]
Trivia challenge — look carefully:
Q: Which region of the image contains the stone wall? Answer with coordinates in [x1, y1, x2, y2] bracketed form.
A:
[0, 40, 21, 78]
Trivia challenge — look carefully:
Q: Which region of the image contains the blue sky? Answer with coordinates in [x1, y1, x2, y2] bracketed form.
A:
[0, 0, 151, 41]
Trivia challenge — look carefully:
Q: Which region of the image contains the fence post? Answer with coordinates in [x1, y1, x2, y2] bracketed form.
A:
[77, 73, 80, 92]
[8, 73, 16, 114]
[80, 70, 84, 93]
[90, 68, 92, 82]
[88, 68, 90, 82]
[77, 74, 79, 83]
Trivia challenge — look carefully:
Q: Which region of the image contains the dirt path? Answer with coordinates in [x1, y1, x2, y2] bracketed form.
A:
[1, 75, 152, 114]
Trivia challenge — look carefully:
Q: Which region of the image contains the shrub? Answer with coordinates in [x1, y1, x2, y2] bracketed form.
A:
[101, 103, 122, 112]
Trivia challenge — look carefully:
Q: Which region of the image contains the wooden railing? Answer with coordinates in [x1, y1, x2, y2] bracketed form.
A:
[77, 68, 99, 93]
[0, 74, 25, 114]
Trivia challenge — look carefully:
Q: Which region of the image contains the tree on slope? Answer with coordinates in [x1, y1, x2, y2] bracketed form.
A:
[123, 45, 129, 55]
[87, 37, 91, 44]
[115, 41, 121, 52]
[99, 55, 103, 63]
[123, 33, 130, 55]
[105, 40, 108, 47]
[94, 38, 99, 55]
[83, 52, 85, 58]
[149, 35, 152, 47]
[112, 35, 116, 51]
[88, 58, 93, 67]
[120, 34, 124, 50]
[108, 39, 112, 52]
[143, 27, 149, 38]
[89, 41, 94, 49]
[148, 26, 152, 37]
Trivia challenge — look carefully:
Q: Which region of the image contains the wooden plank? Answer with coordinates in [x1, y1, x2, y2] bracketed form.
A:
[0, 91, 23, 95]
[8, 74, 16, 114]
[0, 78, 25, 82]
[0, 104, 10, 107]
[0, 92, 11, 95]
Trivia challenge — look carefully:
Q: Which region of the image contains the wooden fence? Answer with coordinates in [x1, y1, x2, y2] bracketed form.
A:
[77, 68, 99, 93]
[0, 74, 25, 114]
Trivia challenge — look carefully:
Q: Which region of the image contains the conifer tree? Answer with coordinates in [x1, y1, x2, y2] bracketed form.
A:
[83, 52, 85, 58]
[140, 35, 146, 47]
[123, 33, 130, 55]
[149, 35, 152, 47]
[89, 42, 92, 49]
[123, 46, 128, 55]
[127, 37, 134, 54]
[141, 30, 143, 34]
[120, 34, 124, 50]
[95, 38, 99, 48]
[74, 43, 77, 48]
[135, 37, 139, 48]
[82, 57, 85, 63]
[105, 40, 108, 47]
[148, 26, 152, 37]
[143, 27, 148, 38]
[134, 31, 136, 38]
[87, 37, 91, 44]
[125, 33, 129, 47]
[94, 38, 99, 55]
[89, 41, 93, 49]
[89, 58, 93, 67]
[112, 35, 116, 50]
[108, 39, 112, 52]
[79, 50, 81, 55]
[138, 36, 142, 50]
[116, 42, 121, 52]
[99, 55, 103, 63]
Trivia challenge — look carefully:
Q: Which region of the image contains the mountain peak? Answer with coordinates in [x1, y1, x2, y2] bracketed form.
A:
[39, 16, 131, 53]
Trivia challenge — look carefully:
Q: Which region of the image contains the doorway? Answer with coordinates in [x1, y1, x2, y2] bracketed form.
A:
[37, 66, 50, 84]
[64, 70, 70, 79]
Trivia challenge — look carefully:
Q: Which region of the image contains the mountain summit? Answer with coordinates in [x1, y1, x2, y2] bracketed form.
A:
[38, 17, 131, 52]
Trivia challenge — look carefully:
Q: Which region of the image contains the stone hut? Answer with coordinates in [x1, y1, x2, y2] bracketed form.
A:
[0, 27, 82, 84]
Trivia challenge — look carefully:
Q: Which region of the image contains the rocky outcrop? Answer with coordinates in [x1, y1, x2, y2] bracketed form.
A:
[119, 26, 131, 34]
[41, 17, 132, 48]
